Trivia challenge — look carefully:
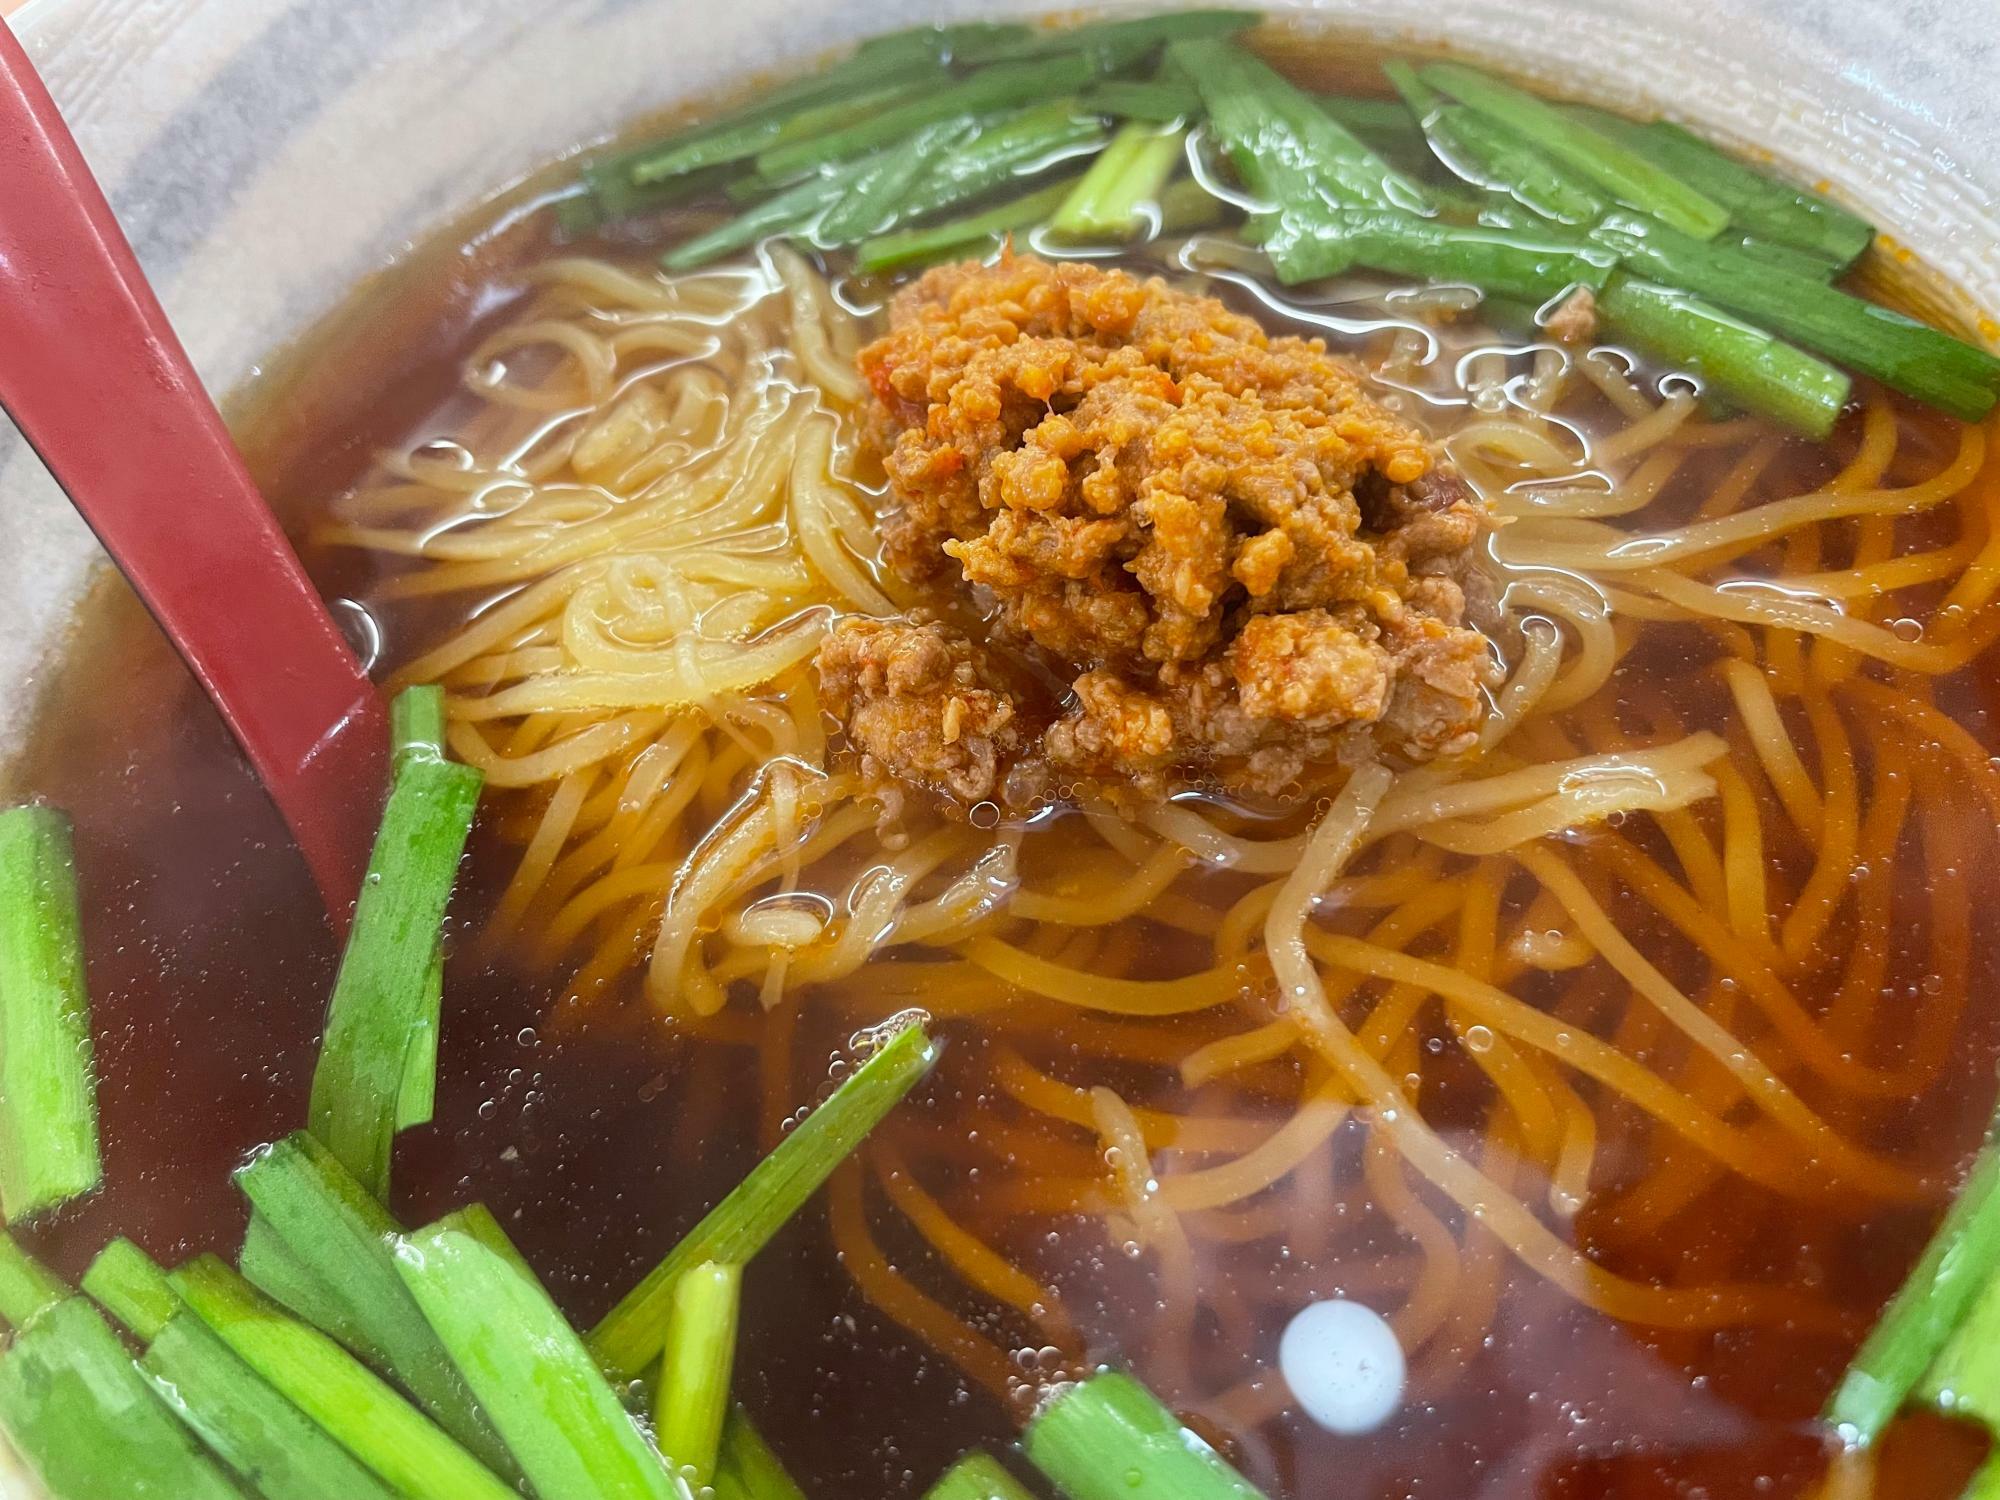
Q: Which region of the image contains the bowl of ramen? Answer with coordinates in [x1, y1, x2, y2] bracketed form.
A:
[5, 2, 2000, 1498]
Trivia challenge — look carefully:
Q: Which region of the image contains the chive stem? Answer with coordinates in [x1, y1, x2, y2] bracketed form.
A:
[394, 1221, 681, 1500]
[79, 1239, 404, 1500]
[757, 55, 1097, 180]
[655, 1261, 742, 1486]
[894, 101, 1109, 225]
[238, 1212, 391, 1369]
[0, 805, 102, 1223]
[663, 163, 862, 272]
[1591, 209, 2000, 421]
[712, 1407, 807, 1500]
[81, 1238, 178, 1344]
[817, 118, 981, 247]
[1314, 93, 1427, 160]
[1383, 60, 1605, 226]
[1157, 176, 1227, 235]
[1571, 106, 1874, 266]
[1827, 1138, 2000, 1444]
[632, 80, 928, 185]
[967, 10, 1255, 71]
[235, 1131, 516, 1478]
[0, 1297, 242, 1500]
[925, 1451, 1038, 1499]
[390, 684, 447, 764]
[1598, 275, 1851, 439]
[589, 1020, 937, 1379]
[1025, 1370, 1269, 1500]
[1051, 123, 1186, 241]
[1918, 1266, 2000, 1431]
[1420, 62, 1728, 238]
[171, 1255, 518, 1500]
[142, 1314, 404, 1500]
[1082, 77, 1201, 124]
[1177, 38, 1435, 215]
[1267, 208, 1616, 300]
[307, 687, 481, 1202]
[0, 1229, 69, 1330]
[854, 176, 1083, 275]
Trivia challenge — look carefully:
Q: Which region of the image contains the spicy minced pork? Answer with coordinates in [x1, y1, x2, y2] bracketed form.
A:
[817, 252, 1499, 808]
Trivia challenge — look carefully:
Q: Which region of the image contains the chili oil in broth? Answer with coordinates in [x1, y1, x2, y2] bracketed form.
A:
[11, 25, 2000, 1500]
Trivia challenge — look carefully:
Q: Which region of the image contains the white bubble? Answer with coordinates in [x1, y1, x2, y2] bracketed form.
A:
[1278, 1298, 1406, 1436]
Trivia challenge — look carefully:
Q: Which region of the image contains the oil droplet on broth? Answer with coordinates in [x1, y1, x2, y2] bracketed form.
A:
[1279, 1298, 1407, 1437]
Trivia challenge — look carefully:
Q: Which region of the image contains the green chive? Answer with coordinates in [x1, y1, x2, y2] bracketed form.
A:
[854, 176, 1083, 275]
[0, 806, 101, 1222]
[757, 55, 1097, 180]
[308, 687, 481, 1202]
[392, 951, 443, 1134]
[1082, 77, 1202, 124]
[142, 1314, 403, 1500]
[1918, 1269, 2000, 1431]
[851, 21, 1038, 68]
[395, 1221, 680, 1500]
[1050, 123, 1186, 241]
[81, 1240, 402, 1500]
[589, 1020, 937, 1379]
[1178, 38, 1436, 215]
[969, 9, 1257, 71]
[1420, 62, 1728, 238]
[433, 1202, 538, 1277]
[81, 1239, 179, 1344]
[654, 1262, 742, 1486]
[1157, 177, 1228, 235]
[0, 1228, 69, 1330]
[632, 80, 929, 184]
[1572, 106, 1874, 267]
[0, 1297, 241, 1500]
[1727, 234, 1844, 283]
[1592, 209, 2000, 421]
[388, 686, 449, 1135]
[238, 1214, 391, 1370]
[1827, 1138, 2000, 1444]
[1598, 275, 1852, 439]
[581, 22, 1029, 215]
[1268, 208, 1617, 300]
[818, 118, 981, 247]
[926, 1451, 1038, 1499]
[712, 1407, 807, 1500]
[1383, 60, 1606, 226]
[1025, 1370, 1269, 1500]
[234, 1131, 515, 1478]
[170, 1255, 516, 1500]
[894, 101, 1108, 224]
[663, 161, 864, 271]
[1315, 93, 1427, 161]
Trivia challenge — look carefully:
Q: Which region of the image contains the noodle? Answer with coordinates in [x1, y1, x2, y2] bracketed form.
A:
[334, 238, 2000, 1461]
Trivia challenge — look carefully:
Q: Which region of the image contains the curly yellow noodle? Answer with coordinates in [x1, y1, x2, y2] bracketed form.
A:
[873, 1144, 1075, 1346]
[339, 243, 2000, 1453]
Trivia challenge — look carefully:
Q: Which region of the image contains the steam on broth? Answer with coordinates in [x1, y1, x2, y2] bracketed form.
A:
[8, 12, 2000, 1500]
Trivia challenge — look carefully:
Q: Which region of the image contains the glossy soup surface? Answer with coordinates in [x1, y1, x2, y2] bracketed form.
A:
[11, 22, 2000, 1500]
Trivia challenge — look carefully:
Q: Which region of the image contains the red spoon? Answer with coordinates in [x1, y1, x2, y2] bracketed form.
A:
[0, 22, 386, 923]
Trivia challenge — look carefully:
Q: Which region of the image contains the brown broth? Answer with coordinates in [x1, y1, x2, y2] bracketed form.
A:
[11, 24, 2000, 1500]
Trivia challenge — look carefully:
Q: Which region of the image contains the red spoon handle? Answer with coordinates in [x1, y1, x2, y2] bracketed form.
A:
[0, 22, 385, 920]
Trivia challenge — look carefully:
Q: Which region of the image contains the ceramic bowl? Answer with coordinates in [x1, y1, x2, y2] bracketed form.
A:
[2, 0, 1997, 1488]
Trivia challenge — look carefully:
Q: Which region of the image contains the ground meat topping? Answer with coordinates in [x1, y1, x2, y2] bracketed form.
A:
[822, 253, 1499, 805]
[815, 618, 1023, 806]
